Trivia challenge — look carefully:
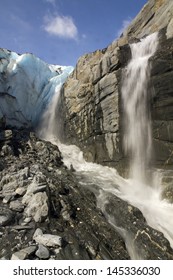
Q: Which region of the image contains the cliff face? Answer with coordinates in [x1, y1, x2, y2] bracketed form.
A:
[60, 0, 173, 173]
[60, 45, 122, 167]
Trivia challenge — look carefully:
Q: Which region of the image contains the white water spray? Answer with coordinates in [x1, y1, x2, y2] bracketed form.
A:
[121, 33, 158, 182]
[38, 33, 173, 258]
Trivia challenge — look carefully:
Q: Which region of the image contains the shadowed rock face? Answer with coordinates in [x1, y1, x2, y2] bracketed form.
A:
[60, 0, 173, 176]
[59, 46, 123, 169]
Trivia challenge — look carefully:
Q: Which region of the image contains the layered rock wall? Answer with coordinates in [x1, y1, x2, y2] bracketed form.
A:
[60, 0, 173, 173]
[60, 45, 123, 167]
[151, 31, 173, 167]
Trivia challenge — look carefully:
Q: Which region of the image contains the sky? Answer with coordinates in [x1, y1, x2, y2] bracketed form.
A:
[0, 0, 148, 66]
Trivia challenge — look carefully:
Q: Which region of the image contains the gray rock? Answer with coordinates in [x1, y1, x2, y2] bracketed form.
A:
[162, 183, 173, 203]
[11, 246, 37, 260]
[0, 130, 12, 141]
[11, 251, 27, 260]
[3, 195, 13, 203]
[9, 200, 24, 212]
[0, 207, 13, 226]
[33, 228, 62, 247]
[23, 191, 48, 222]
[123, 0, 173, 40]
[1, 144, 13, 156]
[166, 18, 173, 38]
[35, 244, 50, 259]
[15, 187, 27, 196]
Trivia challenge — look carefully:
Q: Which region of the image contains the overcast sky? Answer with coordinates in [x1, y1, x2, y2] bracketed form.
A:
[0, 0, 147, 66]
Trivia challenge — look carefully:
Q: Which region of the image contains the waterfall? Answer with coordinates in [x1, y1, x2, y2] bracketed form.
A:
[121, 33, 158, 182]
[37, 32, 173, 258]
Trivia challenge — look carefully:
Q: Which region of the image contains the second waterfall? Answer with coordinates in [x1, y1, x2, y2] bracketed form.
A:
[121, 33, 158, 183]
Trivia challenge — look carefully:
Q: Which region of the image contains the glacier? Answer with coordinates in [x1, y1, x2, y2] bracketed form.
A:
[0, 48, 73, 128]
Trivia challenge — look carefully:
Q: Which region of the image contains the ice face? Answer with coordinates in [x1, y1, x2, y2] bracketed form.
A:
[0, 48, 73, 128]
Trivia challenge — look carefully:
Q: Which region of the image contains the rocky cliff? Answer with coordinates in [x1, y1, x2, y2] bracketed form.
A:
[1, 0, 173, 261]
[60, 0, 173, 174]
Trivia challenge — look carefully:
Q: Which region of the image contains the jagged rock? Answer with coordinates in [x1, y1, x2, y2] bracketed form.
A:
[23, 192, 49, 222]
[21, 172, 49, 222]
[9, 200, 24, 212]
[104, 194, 173, 260]
[123, 0, 173, 40]
[11, 246, 37, 260]
[15, 187, 27, 196]
[0, 128, 172, 260]
[59, 44, 121, 168]
[33, 228, 62, 247]
[35, 244, 50, 259]
[0, 207, 14, 226]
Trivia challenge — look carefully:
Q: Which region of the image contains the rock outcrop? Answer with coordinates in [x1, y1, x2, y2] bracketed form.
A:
[1, 128, 173, 260]
[1, 0, 173, 261]
[60, 0, 173, 176]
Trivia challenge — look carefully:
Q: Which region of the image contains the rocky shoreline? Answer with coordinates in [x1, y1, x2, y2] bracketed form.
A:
[0, 128, 173, 260]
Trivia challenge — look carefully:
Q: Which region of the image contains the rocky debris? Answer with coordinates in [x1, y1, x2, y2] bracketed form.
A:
[0, 128, 173, 260]
[0, 128, 129, 260]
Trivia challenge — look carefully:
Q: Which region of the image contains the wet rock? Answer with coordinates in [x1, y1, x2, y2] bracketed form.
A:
[162, 184, 173, 203]
[105, 195, 173, 260]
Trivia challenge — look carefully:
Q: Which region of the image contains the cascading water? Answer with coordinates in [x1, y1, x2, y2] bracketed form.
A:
[38, 33, 173, 259]
[121, 33, 158, 183]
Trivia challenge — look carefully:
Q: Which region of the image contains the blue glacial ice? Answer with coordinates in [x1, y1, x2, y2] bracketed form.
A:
[0, 48, 73, 128]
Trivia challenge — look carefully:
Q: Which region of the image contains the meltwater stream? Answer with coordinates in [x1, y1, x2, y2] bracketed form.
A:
[38, 33, 173, 259]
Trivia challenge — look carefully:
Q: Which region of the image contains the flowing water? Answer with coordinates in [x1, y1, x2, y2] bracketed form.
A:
[38, 33, 173, 258]
[121, 33, 158, 183]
